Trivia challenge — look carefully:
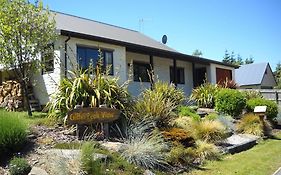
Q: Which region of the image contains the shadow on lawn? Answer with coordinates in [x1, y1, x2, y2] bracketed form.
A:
[0, 138, 36, 167]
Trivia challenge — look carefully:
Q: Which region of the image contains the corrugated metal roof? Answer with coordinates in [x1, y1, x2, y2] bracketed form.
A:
[235, 63, 268, 86]
[54, 11, 177, 53]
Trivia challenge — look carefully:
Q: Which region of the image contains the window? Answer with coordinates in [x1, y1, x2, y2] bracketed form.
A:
[133, 62, 150, 82]
[77, 46, 113, 75]
[170, 67, 185, 84]
[42, 45, 54, 74]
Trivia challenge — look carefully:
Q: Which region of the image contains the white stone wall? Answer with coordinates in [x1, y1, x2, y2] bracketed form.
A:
[31, 36, 236, 105]
[32, 36, 127, 105]
[32, 39, 63, 105]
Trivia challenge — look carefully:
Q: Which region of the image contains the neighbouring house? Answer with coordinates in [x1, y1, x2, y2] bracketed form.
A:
[0, 11, 237, 106]
[235, 62, 277, 89]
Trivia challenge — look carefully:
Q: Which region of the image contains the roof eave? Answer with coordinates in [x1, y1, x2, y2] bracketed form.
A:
[60, 29, 237, 68]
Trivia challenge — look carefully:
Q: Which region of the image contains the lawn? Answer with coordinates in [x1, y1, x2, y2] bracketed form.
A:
[0, 109, 55, 127]
[189, 132, 281, 175]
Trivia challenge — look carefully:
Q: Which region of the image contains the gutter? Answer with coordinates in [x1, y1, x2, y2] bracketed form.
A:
[64, 35, 71, 77]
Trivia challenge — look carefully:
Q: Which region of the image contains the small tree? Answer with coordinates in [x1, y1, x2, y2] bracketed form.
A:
[245, 56, 254, 64]
[192, 49, 203, 57]
[0, 0, 57, 116]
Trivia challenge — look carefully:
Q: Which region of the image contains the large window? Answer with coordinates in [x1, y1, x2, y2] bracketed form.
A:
[170, 67, 185, 84]
[133, 62, 150, 82]
[77, 46, 113, 75]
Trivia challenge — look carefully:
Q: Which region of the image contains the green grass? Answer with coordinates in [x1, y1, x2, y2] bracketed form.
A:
[0, 110, 28, 155]
[189, 132, 281, 175]
[0, 109, 56, 127]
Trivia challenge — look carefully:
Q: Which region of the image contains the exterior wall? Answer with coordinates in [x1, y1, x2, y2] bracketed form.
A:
[32, 36, 127, 105]
[261, 65, 277, 88]
[32, 39, 63, 105]
[64, 36, 127, 83]
[209, 63, 235, 84]
[31, 35, 236, 104]
[126, 52, 193, 96]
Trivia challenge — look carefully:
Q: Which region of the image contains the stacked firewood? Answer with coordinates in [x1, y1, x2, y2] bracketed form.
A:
[0, 80, 23, 111]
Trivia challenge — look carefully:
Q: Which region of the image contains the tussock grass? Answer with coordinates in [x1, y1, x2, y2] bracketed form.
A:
[0, 110, 28, 155]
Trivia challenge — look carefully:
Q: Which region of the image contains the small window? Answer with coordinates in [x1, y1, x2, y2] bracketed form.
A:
[77, 46, 113, 75]
[170, 67, 185, 84]
[133, 62, 150, 82]
[42, 47, 54, 74]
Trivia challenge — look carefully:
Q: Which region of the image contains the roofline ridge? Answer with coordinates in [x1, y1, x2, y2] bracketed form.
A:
[51, 10, 139, 33]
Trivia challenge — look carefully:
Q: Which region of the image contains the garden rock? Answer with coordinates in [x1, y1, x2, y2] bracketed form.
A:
[100, 141, 127, 152]
[45, 149, 80, 159]
[143, 169, 155, 175]
[28, 167, 49, 175]
[197, 108, 216, 114]
[220, 134, 259, 154]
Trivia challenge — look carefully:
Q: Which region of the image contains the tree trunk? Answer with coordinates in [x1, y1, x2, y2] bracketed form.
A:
[22, 80, 32, 116]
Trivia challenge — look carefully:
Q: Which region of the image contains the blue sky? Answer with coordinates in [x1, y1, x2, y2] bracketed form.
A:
[41, 0, 281, 70]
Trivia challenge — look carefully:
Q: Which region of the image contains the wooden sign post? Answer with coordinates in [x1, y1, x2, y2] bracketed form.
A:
[66, 107, 120, 139]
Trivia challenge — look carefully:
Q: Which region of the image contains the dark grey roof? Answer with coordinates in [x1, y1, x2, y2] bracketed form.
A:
[53, 11, 177, 53]
[52, 11, 237, 68]
[235, 63, 268, 86]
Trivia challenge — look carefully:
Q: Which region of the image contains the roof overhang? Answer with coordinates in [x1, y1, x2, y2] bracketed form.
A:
[60, 29, 238, 68]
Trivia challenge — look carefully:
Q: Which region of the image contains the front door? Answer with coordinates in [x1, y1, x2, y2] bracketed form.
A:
[194, 67, 207, 87]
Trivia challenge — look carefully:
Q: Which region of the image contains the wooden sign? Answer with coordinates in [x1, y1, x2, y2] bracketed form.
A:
[66, 107, 120, 125]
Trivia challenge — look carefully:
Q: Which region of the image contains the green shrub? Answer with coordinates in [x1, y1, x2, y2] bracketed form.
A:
[204, 113, 219, 121]
[237, 113, 272, 136]
[167, 141, 220, 166]
[9, 157, 31, 175]
[173, 116, 194, 131]
[80, 141, 102, 175]
[190, 83, 219, 108]
[246, 98, 278, 119]
[192, 119, 227, 143]
[215, 89, 246, 117]
[194, 140, 220, 164]
[121, 120, 169, 170]
[167, 144, 196, 165]
[47, 60, 130, 118]
[132, 81, 184, 127]
[0, 111, 28, 155]
[217, 114, 235, 133]
[177, 106, 201, 120]
[242, 90, 263, 100]
[152, 81, 185, 105]
[173, 116, 227, 143]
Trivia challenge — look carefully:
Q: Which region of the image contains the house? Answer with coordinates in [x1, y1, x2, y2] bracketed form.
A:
[2, 11, 237, 105]
[235, 62, 277, 89]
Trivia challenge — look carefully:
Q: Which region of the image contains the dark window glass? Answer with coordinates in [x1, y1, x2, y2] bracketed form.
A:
[133, 62, 150, 82]
[77, 46, 113, 75]
[170, 67, 185, 84]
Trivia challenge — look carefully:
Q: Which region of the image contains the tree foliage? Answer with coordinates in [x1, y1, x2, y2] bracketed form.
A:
[192, 49, 203, 57]
[0, 0, 57, 115]
[222, 50, 254, 66]
[275, 62, 281, 89]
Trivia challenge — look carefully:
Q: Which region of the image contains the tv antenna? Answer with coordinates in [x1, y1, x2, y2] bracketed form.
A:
[138, 18, 152, 33]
